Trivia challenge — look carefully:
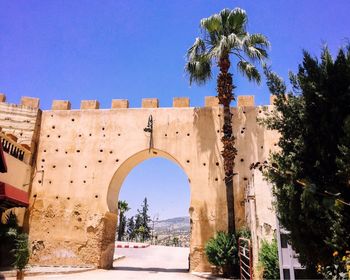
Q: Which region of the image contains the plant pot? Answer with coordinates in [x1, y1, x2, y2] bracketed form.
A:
[16, 270, 24, 280]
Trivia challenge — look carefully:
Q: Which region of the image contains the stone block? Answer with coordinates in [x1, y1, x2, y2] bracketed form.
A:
[21, 96, 40, 109]
[80, 100, 100, 109]
[237, 95, 254, 107]
[111, 99, 129, 109]
[173, 97, 190, 107]
[142, 98, 159, 108]
[52, 100, 71, 110]
[0, 93, 6, 102]
[205, 96, 219, 107]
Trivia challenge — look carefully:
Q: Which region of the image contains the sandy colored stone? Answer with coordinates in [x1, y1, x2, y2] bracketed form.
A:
[21, 96, 40, 109]
[111, 99, 129, 109]
[237, 95, 254, 107]
[204, 96, 219, 107]
[173, 97, 190, 107]
[142, 98, 159, 108]
[80, 100, 100, 109]
[52, 100, 71, 110]
[0, 93, 6, 102]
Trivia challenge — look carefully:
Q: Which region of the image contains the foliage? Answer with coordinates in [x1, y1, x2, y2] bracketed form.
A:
[12, 233, 29, 271]
[117, 200, 130, 241]
[185, 7, 269, 236]
[135, 197, 151, 242]
[260, 46, 350, 272]
[258, 239, 279, 280]
[205, 231, 237, 277]
[236, 227, 251, 239]
[319, 250, 350, 280]
[0, 211, 19, 239]
[126, 216, 136, 241]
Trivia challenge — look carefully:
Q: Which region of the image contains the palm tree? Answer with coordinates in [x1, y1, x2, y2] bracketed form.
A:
[117, 200, 130, 241]
[185, 8, 269, 234]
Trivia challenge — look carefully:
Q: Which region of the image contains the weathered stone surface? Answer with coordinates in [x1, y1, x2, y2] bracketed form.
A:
[173, 97, 190, 107]
[80, 100, 100, 109]
[111, 99, 129, 109]
[52, 100, 71, 110]
[142, 98, 159, 108]
[204, 96, 219, 107]
[237, 95, 255, 107]
[0, 93, 6, 102]
[21, 96, 40, 109]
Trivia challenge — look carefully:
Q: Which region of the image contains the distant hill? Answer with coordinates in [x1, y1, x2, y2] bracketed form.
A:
[152, 216, 190, 247]
[153, 216, 190, 231]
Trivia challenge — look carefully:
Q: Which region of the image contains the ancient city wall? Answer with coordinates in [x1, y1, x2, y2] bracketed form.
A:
[0, 94, 279, 272]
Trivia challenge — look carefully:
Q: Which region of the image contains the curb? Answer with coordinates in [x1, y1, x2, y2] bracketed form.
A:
[115, 243, 150, 248]
[0, 266, 95, 278]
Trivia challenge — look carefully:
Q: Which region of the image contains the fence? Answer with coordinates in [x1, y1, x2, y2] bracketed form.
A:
[238, 237, 253, 280]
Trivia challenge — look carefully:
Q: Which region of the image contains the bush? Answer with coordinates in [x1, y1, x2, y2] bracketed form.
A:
[259, 239, 279, 280]
[205, 231, 237, 277]
[12, 233, 30, 271]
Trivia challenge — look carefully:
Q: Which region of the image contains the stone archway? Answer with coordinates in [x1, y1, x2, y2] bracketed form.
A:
[102, 148, 191, 269]
[28, 103, 229, 272]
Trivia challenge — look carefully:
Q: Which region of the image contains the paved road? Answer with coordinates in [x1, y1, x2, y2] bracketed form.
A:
[21, 246, 222, 280]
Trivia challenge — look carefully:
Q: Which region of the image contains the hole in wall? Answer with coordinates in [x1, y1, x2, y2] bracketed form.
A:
[109, 151, 113, 154]
[118, 133, 121, 136]
[89, 133, 92, 136]
[83, 180, 86, 184]
[33, 194, 37, 198]
[116, 159, 119, 162]
[102, 127, 105, 131]
[243, 177, 248, 181]
[70, 180, 73, 183]
[84, 165, 87, 168]
[76, 150, 80, 153]
[41, 159, 45, 162]
[58, 135, 61, 138]
[43, 149, 46, 152]
[55, 149, 58, 152]
[38, 180, 42, 184]
[176, 131, 179, 134]
[49, 180, 52, 184]
[65, 151, 68, 154]
[78, 134, 82, 137]
[47, 135, 50, 138]
[186, 160, 190, 163]
[52, 165, 56, 168]
[240, 158, 244, 162]
[165, 134, 167, 137]
[98, 160, 102, 163]
[100, 149, 103, 153]
[203, 163, 206, 166]
[52, 126, 55, 129]
[217, 130, 220, 133]
[103, 134, 106, 137]
[67, 197, 70, 200]
[95, 195, 98, 198]
[261, 146, 263, 149]
[218, 114, 221, 117]
[68, 165, 71, 168]
[71, 118, 75, 122]
[55, 196, 58, 199]
[187, 133, 190, 136]
[216, 162, 219, 166]
[215, 178, 218, 181]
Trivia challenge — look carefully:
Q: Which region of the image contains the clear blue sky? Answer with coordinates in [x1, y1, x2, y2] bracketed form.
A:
[1, 1, 349, 219]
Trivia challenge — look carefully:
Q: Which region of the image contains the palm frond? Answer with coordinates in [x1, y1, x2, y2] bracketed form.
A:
[186, 37, 206, 61]
[226, 8, 247, 35]
[242, 33, 270, 62]
[212, 34, 243, 59]
[237, 61, 261, 83]
[185, 55, 212, 86]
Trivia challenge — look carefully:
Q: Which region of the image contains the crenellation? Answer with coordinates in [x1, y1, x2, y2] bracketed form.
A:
[21, 96, 40, 109]
[142, 98, 159, 108]
[204, 96, 219, 107]
[80, 100, 100, 109]
[0, 93, 6, 103]
[52, 100, 71, 110]
[111, 99, 129, 109]
[173, 97, 190, 107]
[237, 95, 255, 107]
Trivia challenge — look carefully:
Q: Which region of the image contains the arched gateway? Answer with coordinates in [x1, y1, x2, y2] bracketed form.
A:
[27, 96, 278, 272]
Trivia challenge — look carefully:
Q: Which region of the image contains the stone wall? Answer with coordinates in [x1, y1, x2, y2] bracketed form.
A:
[0, 94, 279, 272]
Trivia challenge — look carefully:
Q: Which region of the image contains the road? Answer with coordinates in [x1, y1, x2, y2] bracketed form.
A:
[21, 246, 222, 280]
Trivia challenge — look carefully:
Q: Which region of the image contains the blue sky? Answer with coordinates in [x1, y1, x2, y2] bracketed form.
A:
[1, 0, 349, 219]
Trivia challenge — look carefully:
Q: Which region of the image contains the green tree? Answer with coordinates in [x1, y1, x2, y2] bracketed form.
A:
[185, 8, 269, 234]
[261, 46, 350, 273]
[135, 198, 151, 242]
[12, 233, 29, 280]
[126, 216, 136, 241]
[117, 200, 130, 241]
[258, 239, 279, 280]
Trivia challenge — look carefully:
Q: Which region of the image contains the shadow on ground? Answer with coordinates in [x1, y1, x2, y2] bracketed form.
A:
[112, 266, 188, 273]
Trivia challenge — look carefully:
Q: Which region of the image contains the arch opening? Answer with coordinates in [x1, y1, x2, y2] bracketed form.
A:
[106, 148, 192, 271]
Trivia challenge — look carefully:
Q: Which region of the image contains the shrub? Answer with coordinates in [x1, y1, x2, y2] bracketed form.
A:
[12, 233, 30, 271]
[205, 231, 237, 277]
[259, 239, 279, 280]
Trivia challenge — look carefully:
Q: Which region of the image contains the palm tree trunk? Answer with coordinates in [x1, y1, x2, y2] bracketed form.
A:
[217, 53, 237, 235]
[117, 212, 123, 241]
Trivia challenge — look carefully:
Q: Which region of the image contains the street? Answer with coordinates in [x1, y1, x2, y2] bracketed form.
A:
[16, 246, 221, 280]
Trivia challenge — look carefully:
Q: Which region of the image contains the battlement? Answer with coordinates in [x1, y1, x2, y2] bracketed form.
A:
[0, 93, 274, 110]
